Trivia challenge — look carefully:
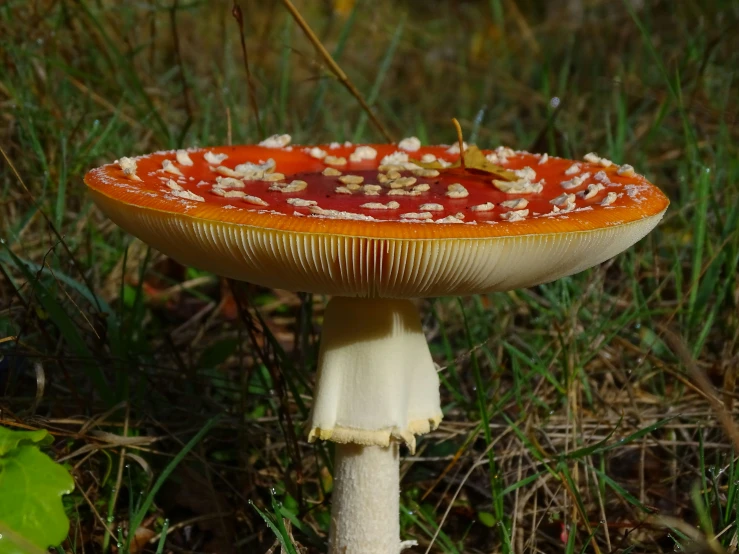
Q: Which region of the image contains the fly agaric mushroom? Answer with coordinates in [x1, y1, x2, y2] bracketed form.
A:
[85, 140, 669, 553]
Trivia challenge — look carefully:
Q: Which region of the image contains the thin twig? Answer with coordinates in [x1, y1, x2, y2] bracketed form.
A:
[77, 479, 117, 542]
[453, 117, 465, 168]
[109, 402, 130, 528]
[229, 282, 305, 506]
[661, 326, 739, 452]
[67, 76, 141, 129]
[424, 431, 512, 554]
[559, 470, 602, 554]
[280, 0, 394, 142]
[232, 1, 264, 138]
[170, 0, 193, 120]
[147, 512, 233, 544]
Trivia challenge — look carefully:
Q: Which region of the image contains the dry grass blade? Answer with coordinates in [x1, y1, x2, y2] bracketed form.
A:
[660, 326, 739, 452]
[147, 511, 232, 545]
[232, 1, 264, 138]
[76, 477, 117, 542]
[0, 145, 103, 315]
[649, 515, 727, 554]
[67, 76, 142, 129]
[109, 402, 129, 534]
[280, 0, 394, 142]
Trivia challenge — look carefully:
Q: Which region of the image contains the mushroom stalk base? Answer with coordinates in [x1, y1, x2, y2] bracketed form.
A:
[330, 442, 416, 554]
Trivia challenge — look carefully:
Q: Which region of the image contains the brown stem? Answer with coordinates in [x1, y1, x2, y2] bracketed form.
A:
[452, 117, 465, 169]
[280, 0, 394, 143]
[232, 1, 264, 139]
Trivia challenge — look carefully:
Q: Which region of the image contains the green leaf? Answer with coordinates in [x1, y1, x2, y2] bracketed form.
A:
[477, 511, 496, 528]
[0, 427, 74, 554]
[0, 427, 52, 456]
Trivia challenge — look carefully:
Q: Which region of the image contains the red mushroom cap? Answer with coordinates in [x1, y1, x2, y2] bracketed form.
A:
[85, 142, 669, 297]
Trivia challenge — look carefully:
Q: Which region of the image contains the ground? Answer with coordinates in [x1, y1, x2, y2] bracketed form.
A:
[1, 0, 738, 552]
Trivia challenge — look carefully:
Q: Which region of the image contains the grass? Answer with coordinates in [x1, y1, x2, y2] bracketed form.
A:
[1, 0, 738, 552]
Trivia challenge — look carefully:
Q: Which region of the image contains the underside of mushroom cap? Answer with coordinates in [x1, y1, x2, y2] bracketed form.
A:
[90, 189, 664, 298]
[307, 297, 442, 453]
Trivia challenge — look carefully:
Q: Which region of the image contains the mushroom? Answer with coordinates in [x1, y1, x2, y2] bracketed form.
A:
[85, 142, 669, 554]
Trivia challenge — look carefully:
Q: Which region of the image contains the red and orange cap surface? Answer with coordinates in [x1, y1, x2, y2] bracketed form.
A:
[85, 138, 669, 298]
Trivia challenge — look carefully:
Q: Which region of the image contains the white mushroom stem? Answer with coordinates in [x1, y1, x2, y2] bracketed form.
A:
[309, 296, 441, 553]
[309, 297, 442, 451]
[330, 442, 417, 554]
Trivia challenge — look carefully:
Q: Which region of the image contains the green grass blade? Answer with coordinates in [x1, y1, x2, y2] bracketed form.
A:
[124, 415, 221, 551]
[2, 245, 114, 404]
[155, 519, 170, 554]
